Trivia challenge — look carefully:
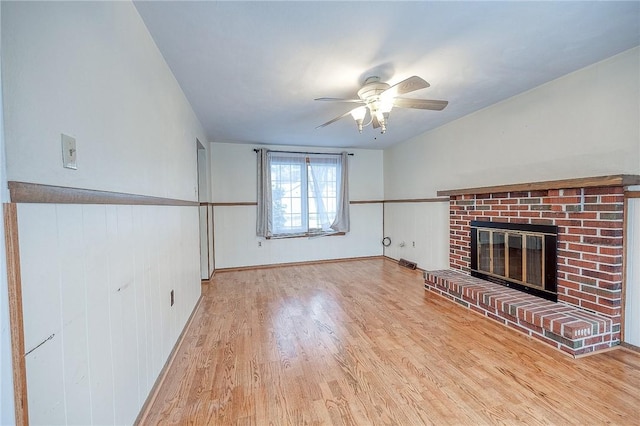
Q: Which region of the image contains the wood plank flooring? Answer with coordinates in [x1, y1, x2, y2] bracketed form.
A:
[141, 258, 640, 425]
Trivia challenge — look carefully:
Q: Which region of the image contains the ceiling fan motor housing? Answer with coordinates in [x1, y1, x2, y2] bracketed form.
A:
[357, 77, 390, 103]
[357, 77, 391, 133]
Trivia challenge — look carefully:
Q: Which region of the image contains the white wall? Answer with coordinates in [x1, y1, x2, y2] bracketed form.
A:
[0, 2, 16, 422]
[211, 142, 384, 268]
[383, 47, 640, 271]
[385, 47, 640, 199]
[2, 1, 208, 200]
[2, 1, 206, 424]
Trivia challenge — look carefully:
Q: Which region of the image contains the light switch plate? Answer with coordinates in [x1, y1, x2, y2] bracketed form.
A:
[61, 133, 77, 169]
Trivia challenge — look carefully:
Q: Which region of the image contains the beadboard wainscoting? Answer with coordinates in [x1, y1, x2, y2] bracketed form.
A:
[625, 194, 640, 348]
[16, 203, 200, 425]
[382, 199, 450, 271]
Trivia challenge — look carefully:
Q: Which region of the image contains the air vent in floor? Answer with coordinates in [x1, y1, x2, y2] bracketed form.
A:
[398, 258, 417, 270]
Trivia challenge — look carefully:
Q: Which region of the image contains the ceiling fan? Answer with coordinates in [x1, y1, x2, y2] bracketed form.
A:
[315, 76, 448, 134]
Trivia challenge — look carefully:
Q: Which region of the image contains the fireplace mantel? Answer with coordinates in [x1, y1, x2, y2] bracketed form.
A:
[437, 174, 640, 197]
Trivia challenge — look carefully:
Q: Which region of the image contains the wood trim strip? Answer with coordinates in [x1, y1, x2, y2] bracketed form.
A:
[383, 198, 448, 204]
[211, 202, 257, 207]
[3, 203, 29, 425]
[211, 199, 446, 206]
[437, 175, 640, 197]
[211, 201, 383, 206]
[621, 342, 640, 353]
[9, 181, 198, 206]
[134, 294, 204, 425]
[625, 191, 640, 199]
[350, 200, 384, 204]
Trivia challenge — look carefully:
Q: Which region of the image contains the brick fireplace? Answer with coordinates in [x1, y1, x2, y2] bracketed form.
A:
[424, 175, 640, 356]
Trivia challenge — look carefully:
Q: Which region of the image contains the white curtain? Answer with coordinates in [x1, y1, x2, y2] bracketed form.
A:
[330, 152, 350, 232]
[308, 154, 339, 232]
[256, 148, 271, 237]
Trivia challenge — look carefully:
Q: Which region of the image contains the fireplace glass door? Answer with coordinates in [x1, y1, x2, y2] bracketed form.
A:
[470, 221, 557, 301]
[477, 230, 544, 290]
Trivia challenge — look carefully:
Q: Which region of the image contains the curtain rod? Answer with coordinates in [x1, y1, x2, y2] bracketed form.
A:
[253, 148, 354, 156]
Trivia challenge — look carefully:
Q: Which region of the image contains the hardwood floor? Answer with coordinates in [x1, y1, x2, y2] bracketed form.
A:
[141, 258, 640, 425]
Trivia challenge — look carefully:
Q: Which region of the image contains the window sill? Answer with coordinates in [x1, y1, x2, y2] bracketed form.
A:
[267, 231, 346, 240]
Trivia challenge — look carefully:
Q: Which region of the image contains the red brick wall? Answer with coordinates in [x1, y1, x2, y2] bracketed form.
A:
[449, 186, 624, 339]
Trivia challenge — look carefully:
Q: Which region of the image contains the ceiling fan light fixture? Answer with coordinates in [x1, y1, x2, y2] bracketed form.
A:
[315, 75, 448, 135]
[379, 114, 387, 134]
[350, 106, 367, 133]
[380, 98, 394, 114]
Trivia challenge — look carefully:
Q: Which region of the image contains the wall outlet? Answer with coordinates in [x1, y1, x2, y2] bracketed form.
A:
[170, 289, 174, 306]
[412, 241, 416, 248]
[258, 241, 262, 247]
[61, 133, 77, 169]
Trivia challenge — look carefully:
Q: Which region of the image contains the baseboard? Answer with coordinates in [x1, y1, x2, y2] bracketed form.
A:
[621, 342, 640, 353]
[383, 255, 425, 272]
[572, 344, 621, 359]
[201, 269, 215, 284]
[214, 255, 385, 273]
[134, 294, 204, 425]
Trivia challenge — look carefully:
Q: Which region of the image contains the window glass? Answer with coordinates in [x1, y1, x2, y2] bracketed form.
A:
[270, 153, 340, 236]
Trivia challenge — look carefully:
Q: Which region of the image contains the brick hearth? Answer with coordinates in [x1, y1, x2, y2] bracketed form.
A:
[424, 270, 612, 356]
[425, 176, 638, 357]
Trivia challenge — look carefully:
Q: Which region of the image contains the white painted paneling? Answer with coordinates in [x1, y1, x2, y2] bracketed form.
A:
[17, 205, 61, 351]
[199, 206, 208, 279]
[384, 47, 640, 199]
[208, 205, 215, 276]
[17, 203, 201, 425]
[625, 198, 640, 347]
[17, 210, 67, 426]
[131, 206, 148, 407]
[214, 204, 383, 269]
[383, 202, 449, 271]
[81, 205, 115, 425]
[24, 331, 66, 425]
[200, 205, 214, 278]
[56, 205, 91, 424]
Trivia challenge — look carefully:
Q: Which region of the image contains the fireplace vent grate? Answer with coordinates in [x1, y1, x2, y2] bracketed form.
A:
[398, 258, 417, 270]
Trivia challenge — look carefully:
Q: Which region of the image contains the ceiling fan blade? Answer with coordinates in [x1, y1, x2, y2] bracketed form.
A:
[382, 76, 430, 98]
[393, 98, 449, 111]
[314, 97, 365, 103]
[316, 109, 354, 129]
[372, 114, 381, 129]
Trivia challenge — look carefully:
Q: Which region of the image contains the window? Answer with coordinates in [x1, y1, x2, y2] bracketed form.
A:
[256, 150, 349, 238]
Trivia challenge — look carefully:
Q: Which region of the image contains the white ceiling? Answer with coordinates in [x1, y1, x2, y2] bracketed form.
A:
[134, 1, 640, 149]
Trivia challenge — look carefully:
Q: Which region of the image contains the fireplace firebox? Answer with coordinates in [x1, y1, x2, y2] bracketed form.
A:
[470, 220, 558, 302]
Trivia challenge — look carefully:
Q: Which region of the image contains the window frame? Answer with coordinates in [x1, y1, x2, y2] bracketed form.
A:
[269, 153, 341, 239]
